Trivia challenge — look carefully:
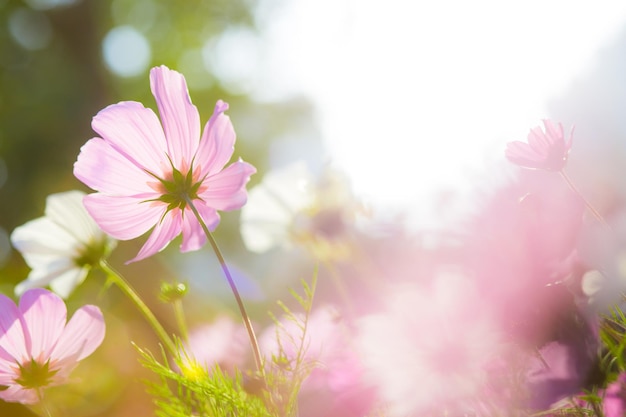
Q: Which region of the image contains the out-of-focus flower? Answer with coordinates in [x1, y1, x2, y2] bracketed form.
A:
[260, 306, 374, 417]
[0, 288, 105, 404]
[74, 65, 255, 263]
[505, 120, 573, 171]
[356, 274, 499, 416]
[241, 162, 362, 261]
[10, 190, 115, 299]
[240, 161, 313, 253]
[462, 174, 584, 347]
[579, 219, 626, 311]
[602, 373, 626, 417]
[183, 316, 248, 375]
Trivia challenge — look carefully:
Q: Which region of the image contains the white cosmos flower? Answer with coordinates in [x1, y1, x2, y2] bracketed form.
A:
[240, 161, 362, 260]
[240, 161, 314, 253]
[11, 190, 115, 299]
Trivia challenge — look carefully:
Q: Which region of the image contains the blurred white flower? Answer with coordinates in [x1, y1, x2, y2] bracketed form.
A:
[240, 161, 363, 259]
[11, 190, 115, 298]
[582, 252, 626, 310]
[240, 161, 313, 253]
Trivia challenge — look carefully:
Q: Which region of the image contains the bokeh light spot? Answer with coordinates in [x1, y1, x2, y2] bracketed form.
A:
[102, 25, 151, 78]
[8, 8, 53, 51]
[202, 27, 262, 94]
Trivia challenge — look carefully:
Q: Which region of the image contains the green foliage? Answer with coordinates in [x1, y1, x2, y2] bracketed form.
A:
[263, 274, 318, 417]
[136, 273, 319, 417]
[137, 345, 271, 417]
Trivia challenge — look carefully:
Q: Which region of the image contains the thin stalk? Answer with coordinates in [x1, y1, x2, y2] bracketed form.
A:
[173, 299, 189, 342]
[559, 170, 610, 228]
[184, 197, 264, 375]
[99, 260, 177, 356]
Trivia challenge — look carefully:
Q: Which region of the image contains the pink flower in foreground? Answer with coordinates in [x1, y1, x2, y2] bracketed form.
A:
[74, 65, 256, 263]
[505, 120, 573, 171]
[0, 288, 105, 404]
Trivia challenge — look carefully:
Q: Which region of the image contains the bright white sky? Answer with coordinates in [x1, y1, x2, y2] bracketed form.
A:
[228, 0, 626, 226]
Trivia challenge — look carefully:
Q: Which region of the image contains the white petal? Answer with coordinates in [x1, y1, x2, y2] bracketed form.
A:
[44, 190, 104, 245]
[240, 162, 314, 252]
[11, 218, 79, 265]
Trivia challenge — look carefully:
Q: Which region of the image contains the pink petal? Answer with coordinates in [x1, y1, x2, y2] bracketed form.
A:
[83, 194, 165, 240]
[527, 127, 550, 152]
[127, 210, 183, 263]
[542, 119, 563, 143]
[0, 384, 39, 404]
[74, 137, 158, 196]
[179, 203, 220, 252]
[19, 289, 67, 361]
[150, 66, 201, 169]
[91, 101, 169, 175]
[50, 304, 104, 363]
[195, 100, 236, 176]
[199, 160, 256, 211]
[0, 294, 27, 362]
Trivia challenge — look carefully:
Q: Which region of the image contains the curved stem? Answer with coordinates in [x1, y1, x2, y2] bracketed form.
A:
[184, 197, 264, 375]
[559, 170, 610, 229]
[99, 260, 177, 356]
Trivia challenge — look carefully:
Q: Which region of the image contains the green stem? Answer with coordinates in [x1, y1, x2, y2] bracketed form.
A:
[559, 170, 610, 228]
[173, 299, 189, 342]
[184, 197, 264, 375]
[99, 260, 177, 356]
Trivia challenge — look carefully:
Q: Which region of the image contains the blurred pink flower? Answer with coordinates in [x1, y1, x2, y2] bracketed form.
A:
[0, 288, 105, 404]
[74, 65, 255, 263]
[184, 316, 249, 374]
[260, 306, 374, 417]
[356, 276, 499, 416]
[602, 373, 626, 417]
[505, 120, 573, 171]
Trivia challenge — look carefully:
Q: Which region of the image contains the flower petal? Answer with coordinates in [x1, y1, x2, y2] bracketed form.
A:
[83, 194, 164, 240]
[127, 210, 183, 263]
[195, 100, 236, 176]
[91, 101, 168, 175]
[44, 190, 102, 245]
[0, 294, 27, 363]
[19, 289, 67, 361]
[15, 261, 80, 299]
[74, 137, 158, 196]
[51, 304, 104, 363]
[150, 66, 201, 168]
[49, 269, 90, 300]
[179, 202, 220, 252]
[0, 384, 39, 404]
[11, 218, 79, 264]
[199, 160, 256, 211]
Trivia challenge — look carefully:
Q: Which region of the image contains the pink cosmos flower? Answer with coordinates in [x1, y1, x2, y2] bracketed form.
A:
[0, 288, 105, 404]
[505, 120, 573, 171]
[74, 65, 256, 263]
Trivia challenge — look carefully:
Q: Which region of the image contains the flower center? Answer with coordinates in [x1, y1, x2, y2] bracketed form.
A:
[15, 359, 58, 389]
[74, 237, 112, 268]
[156, 166, 203, 211]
